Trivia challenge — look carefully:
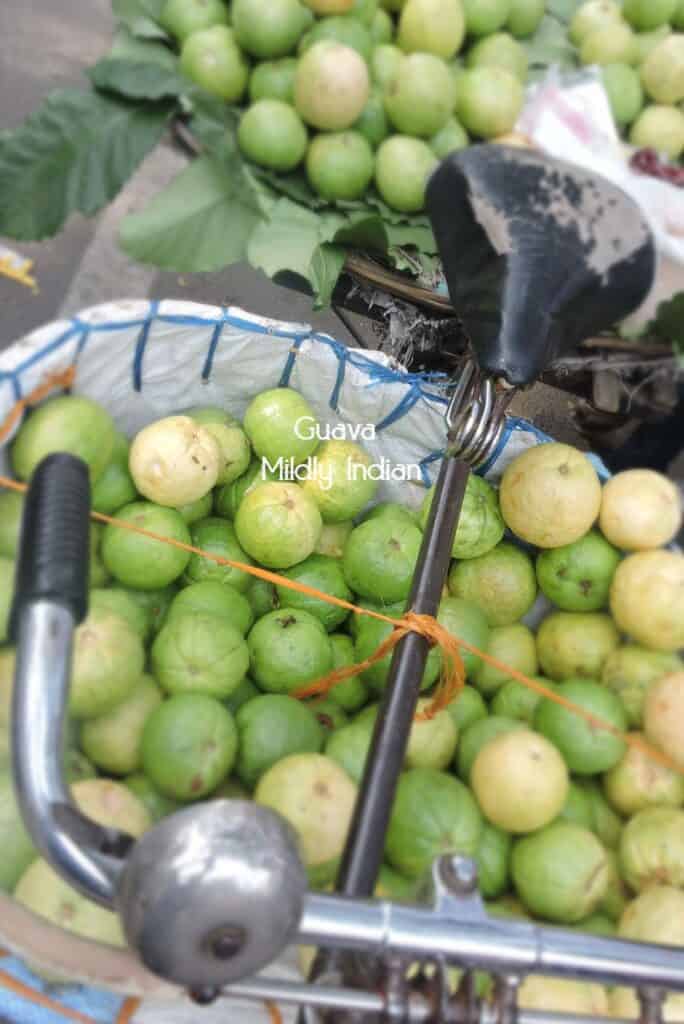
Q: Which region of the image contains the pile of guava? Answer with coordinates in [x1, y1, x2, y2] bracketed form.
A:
[1, 385, 683, 1011]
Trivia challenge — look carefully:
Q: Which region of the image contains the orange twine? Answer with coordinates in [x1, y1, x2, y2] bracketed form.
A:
[0, 367, 75, 444]
[115, 996, 141, 1023]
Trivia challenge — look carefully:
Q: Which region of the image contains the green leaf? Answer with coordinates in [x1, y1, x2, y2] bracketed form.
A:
[247, 197, 347, 283]
[545, 0, 584, 23]
[251, 166, 329, 209]
[187, 93, 240, 161]
[333, 213, 388, 253]
[0, 89, 173, 241]
[88, 58, 187, 100]
[112, 0, 168, 40]
[309, 244, 347, 308]
[648, 292, 684, 366]
[109, 25, 177, 67]
[385, 221, 437, 253]
[120, 153, 264, 271]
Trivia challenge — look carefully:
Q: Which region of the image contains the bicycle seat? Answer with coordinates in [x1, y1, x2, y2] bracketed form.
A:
[426, 144, 656, 386]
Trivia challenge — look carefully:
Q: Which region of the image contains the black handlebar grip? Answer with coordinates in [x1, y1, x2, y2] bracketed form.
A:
[9, 453, 91, 641]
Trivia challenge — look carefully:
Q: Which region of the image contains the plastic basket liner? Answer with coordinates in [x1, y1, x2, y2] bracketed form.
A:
[0, 299, 607, 1024]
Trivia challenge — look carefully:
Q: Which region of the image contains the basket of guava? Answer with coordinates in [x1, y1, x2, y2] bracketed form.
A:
[0, 298, 682, 1023]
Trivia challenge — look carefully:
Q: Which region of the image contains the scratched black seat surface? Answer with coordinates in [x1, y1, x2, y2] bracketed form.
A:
[425, 144, 656, 386]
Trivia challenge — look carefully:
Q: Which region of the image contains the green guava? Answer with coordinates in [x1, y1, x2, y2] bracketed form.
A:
[619, 885, 684, 945]
[475, 823, 511, 899]
[446, 684, 487, 732]
[142, 693, 237, 800]
[152, 611, 249, 698]
[536, 611, 620, 680]
[72, 777, 151, 836]
[385, 53, 455, 136]
[405, 698, 458, 770]
[362, 502, 417, 527]
[491, 677, 553, 723]
[243, 388, 320, 466]
[125, 583, 177, 634]
[255, 752, 357, 885]
[467, 31, 528, 80]
[235, 482, 323, 569]
[11, 395, 115, 483]
[374, 134, 437, 212]
[0, 771, 36, 891]
[246, 576, 280, 618]
[295, 40, 370, 130]
[581, 779, 623, 849]
[101, 501, 191, 590]
[80, 674, 162, 775]
[0, 491, 23, 557]
[600, 848, 629, 921]
[620, 807, 684, 892]
[238, 99, 309, 171]
[223, 674, 259, 714]
[326, 633, 367, 710]
[448, 542, 537, 627]
[630, 105, 684, 159]
[214, 456, 280, 520]
[462, 0, 511, 35]
[557, 780, 594, 829]
[420, 475, 504, 560]
[343, 517, 421, 603]
[184, 405, 236, 426]
[248, 607, 333, 693]
[91, 432, 137, 514]
[315, 520, 353, 559]
[456, 715, 524, 781]
[185, 515, 254, 591]
[632, 24, 671, 63]
[601, 63, 644, 126]
[179, 23, 250, 100]
[437, 595, 491, 680]
[375, 864, 418, 902]
[300, 14, 374, 60]
[536, 530, 621, 613]
[302, 440, 378, 522]
[235, 694, 323, 788]
[167, 579, 254, 635]
[203, 422, 252, 485]
[569, 0, 623, 45]
[232, 0, 311, 57]
[275, 554, 351, 631]
[396, 0, 466, 57]
[385, 768, 483, 879]
[506, 0, 544, 36]
[307, 696, 349, 733]
[534, 677, 627, 774]
[512, 822, 610, 923]
[249, 57, 298, 103]
[89, 587, 150, 640]
[457, 66, 523, 137]
[0, 648, 15, 765]
[603, 734, 684, 816]
[430, 117, 469, 157]
[370, 43, 403, 87]
[352, 0, 378, 27]
[602, 645, 683, 727]
[518, 976, 610, 1015]
[160, 0, 229, 41]
[623, 0, 676, 31]
[370, 7, 393, 42]
[580, 24, 636, 65]
[306, 131, 376, 200]
[472, 729, 569, 833]
[88, 524, 110, 588]
[325, 715, 374, 783]
[123, 774, 179, 823]
[69, 608, 144, 719]
[0, 558, 13, 644]
[355, 611, 440, 693]
[473, 622, 538, 697]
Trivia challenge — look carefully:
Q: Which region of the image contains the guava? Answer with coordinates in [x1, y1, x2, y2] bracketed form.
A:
[0, 491, 23, 557]
[472, 729, 569, 833]
[142, 693, 237, 800]
[405, 697, 458, 770]
[152, 611, 249, 698]
[375, 864, 418, 902]
[244, 388, 319, 466]
[500, 443, 602, 549]
[599, 848, 629, 921]
[536, 530, 620, 613]
[325, 633, 367, 710]
[467, 32, 528, 80]
[348, 597, 404, 639]
[255, 752, 357, 885]
[88, 523, 110, 588]
[0, 772, 36, 891]
[600, 469, 682, 551]
[168, 580, 253, 635]
[11, 395, 115, 483]
[536, 611, 620, 680]
[89, 587, 150, 640]
[184, 406, 236, 426]
[238, 99, 308, 171]
[374, 135, 438, 212]
[370, 43, 403, 87]
[80, 674, 162, 775]
[558, 780, 594, 829]
[123, 774, 179, 823]
[448, 542, 537, 627]
[352, 0, 379, 27]
[325, 715, 373, 783]
[235, 694, 323, 788]
[343, 517, 421, 603]
[0, 558, 13, 644]
[204, 422, 252, 486]
[512, 822, 610, 922]
[307, 696, 349, 733]
[473, 623, 538, 696]
[223, 674, 259, 714]
[437, 595, 491, 680]
[69, 608, 144, 719]
[620, 884, 684, 945]
[397, 0, 465, 57]
[420, 474, 504, 560]
[306, 131, 375, 200]
[315, 520, 353, 558]
[445, 684, 488, 732]
[456, 715, 524, 781]
[462, 0, 511, 35]
[236, 482, 323, 569]
[129, 415, 220, 508]
[304, 0, 355, 11]
[601, 63, 644, 126]
[612, 988, 684, 1023]
[295, 40, 370, 129]
[632, 24, 671, 62]
[305, 440, 377, 521]
[214, 456, 279, 519]
[102, 501, 191, 589]
[580, 23, 636, 65]
[604, 734, 684, 816]
[0, 648, 14, 764]
[569, 0, 623, 45]
[611, 551, 684, 651]
[385, 768, 483, 879]
[602, 645, 683, 727]
[620, 807, 684, 892]
[246, 576, 280, 618]
[581, 778, 623, 849]
[275, 554, 351, 631]
[301, 15, 374, 60]
[185, 515, 254, 591]
[624, 0, 677, 31]
[125, 583, 177, 634]
[160, 0, 229, 41]
[644, 671, 684, 771]
[249, 58, 298, 105]
[363, 501, 417, 527]
[177, 491, 213, 525]
[248, 607, 333, 693]
[180, 25, 249, 101]
[518, 976, 609, 1016]
[233, 0, 311, 57]
[475, 824, 511, 899]
[385, 53, 455, 136]
[491, 677, 552, 723]
[91, 432, 137, 514]
[630, 104, 684, 158]
[506, 0, 544, 37]
[430, 117, 469, 157]
[354, 611, 440, 692]
[371, 7, 393, 42]
[535, 677, 627, 774]
[73, 777, 151, 836]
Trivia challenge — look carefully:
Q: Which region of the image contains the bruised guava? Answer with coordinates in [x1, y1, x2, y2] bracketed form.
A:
[276, 554, 352, 631]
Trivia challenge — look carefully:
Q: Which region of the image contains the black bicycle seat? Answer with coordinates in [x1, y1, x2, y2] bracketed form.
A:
[426, 144, 656, 386]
